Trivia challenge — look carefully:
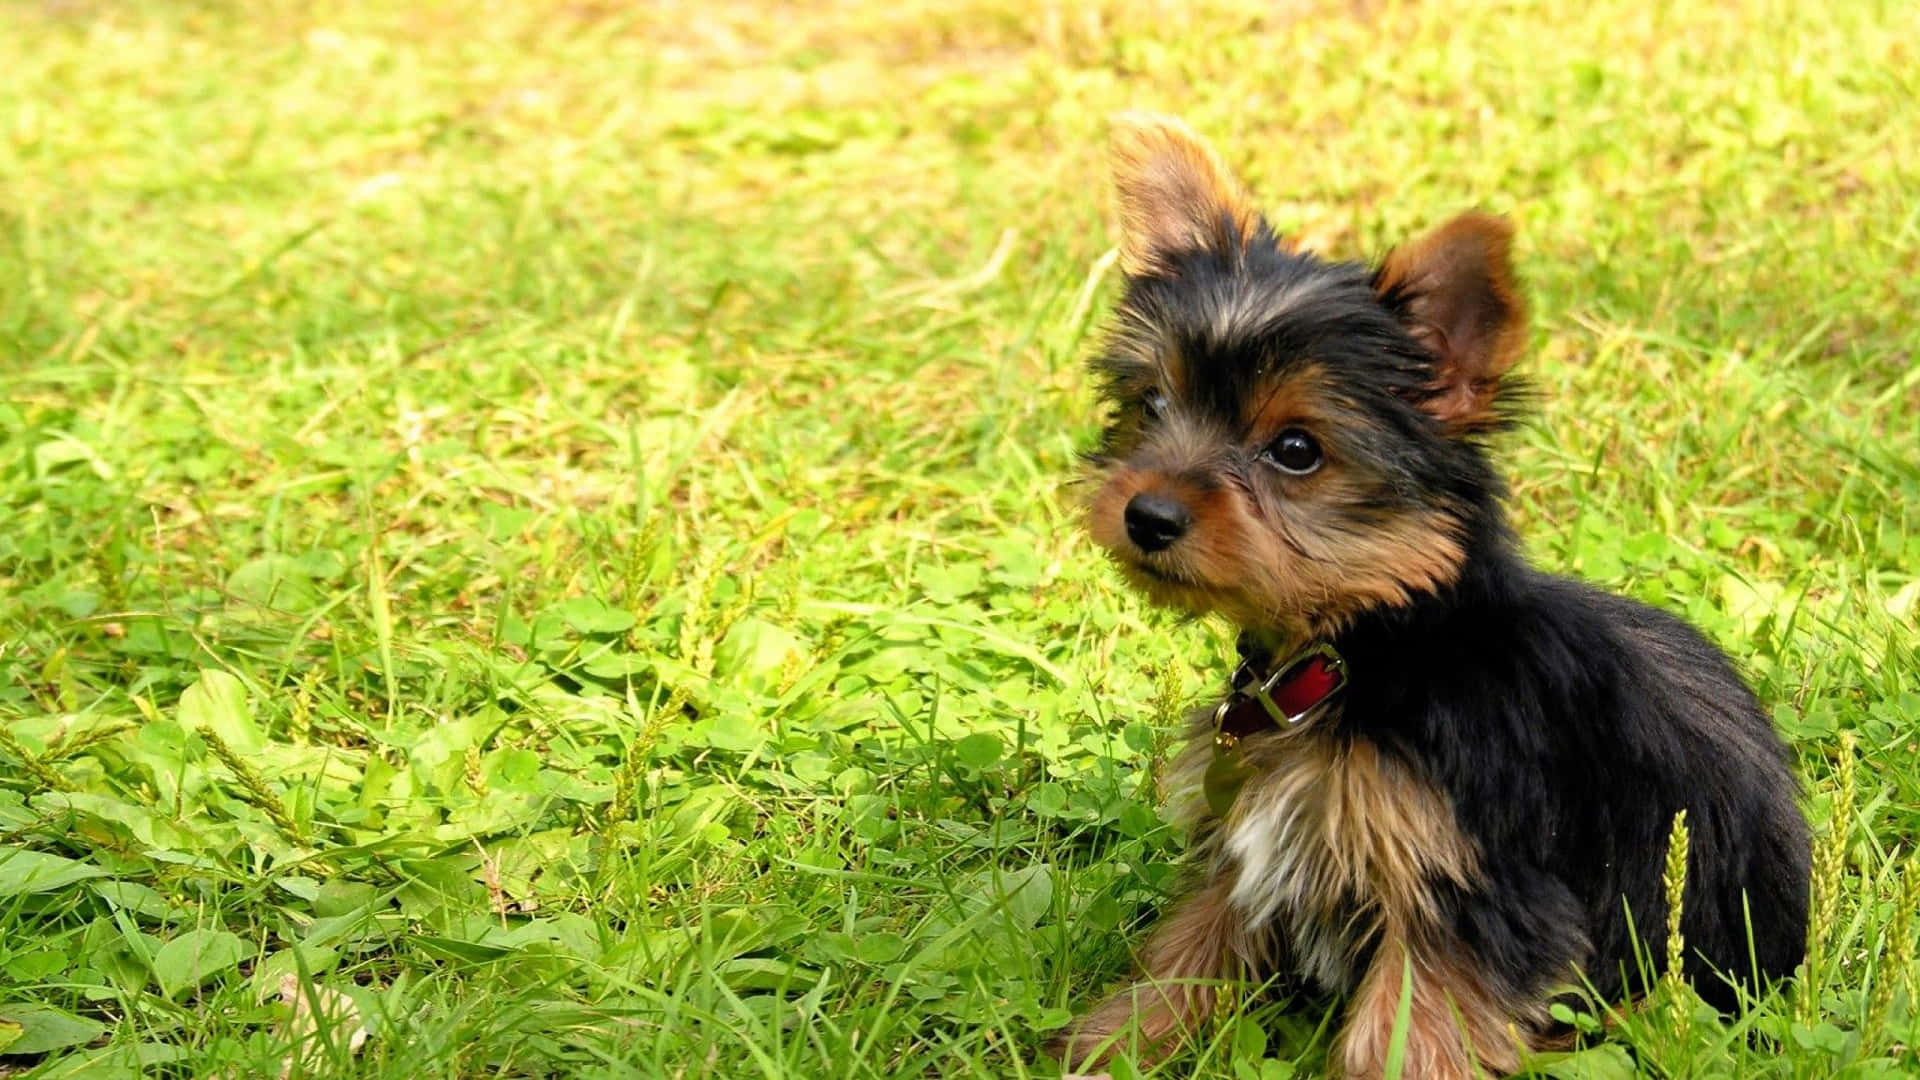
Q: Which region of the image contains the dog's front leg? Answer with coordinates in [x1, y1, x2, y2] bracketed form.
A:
[1054, 874, 1264, 1070]
[1337, 931, 1534, 1080]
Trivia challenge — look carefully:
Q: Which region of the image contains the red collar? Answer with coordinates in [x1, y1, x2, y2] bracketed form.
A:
[1212, 640, 1348, 745]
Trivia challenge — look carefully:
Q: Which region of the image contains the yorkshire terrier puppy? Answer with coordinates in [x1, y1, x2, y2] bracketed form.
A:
[1058, 115, 1810, 1078]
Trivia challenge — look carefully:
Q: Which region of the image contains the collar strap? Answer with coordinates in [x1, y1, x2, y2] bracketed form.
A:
[1213, 641, 1348, 745]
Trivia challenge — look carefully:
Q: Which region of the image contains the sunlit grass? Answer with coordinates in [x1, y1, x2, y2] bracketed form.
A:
[1, 0, 1916, 1076]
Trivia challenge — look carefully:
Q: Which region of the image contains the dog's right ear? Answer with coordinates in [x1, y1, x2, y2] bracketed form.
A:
[1110, 113, 1265, 278]
[1373, 212, 1528, 433]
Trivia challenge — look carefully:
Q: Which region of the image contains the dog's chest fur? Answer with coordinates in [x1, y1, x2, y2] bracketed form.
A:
[1200, 728, 1480, 992]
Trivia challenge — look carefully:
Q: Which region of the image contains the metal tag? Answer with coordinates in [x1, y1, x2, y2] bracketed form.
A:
[1203, 738, 1253, 818]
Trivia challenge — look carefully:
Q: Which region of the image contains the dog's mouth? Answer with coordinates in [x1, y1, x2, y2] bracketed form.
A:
[1117, 556, 1228, 608]
[1128, 558, 1197, 587]
[1111, 549, 1269, 625]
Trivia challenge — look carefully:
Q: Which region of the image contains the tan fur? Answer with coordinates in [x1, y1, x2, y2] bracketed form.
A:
[1085, 457, 1466, 636]
[1110, 113, 1264, 278]
[1073, 720, 1548, 1076]
[1054, 875, 1266, 1069]
[1084, 466, 1270, 625]
[1243, 365, 1332, 445]
[1210, 732, 1480, 988]
[1340, 934, 1539, 1080]
[1262, 738, 1477, 924]
[1263, 490, 1467, 633]
[1373, 212, 1528, 431]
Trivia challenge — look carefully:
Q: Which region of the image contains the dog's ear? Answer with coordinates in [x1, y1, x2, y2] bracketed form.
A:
[1374, 212, 1528, 432]
[1110, 113, 1265, 277]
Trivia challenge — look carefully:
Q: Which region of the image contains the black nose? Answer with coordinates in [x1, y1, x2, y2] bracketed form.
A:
[1124, 493, 1192, 553]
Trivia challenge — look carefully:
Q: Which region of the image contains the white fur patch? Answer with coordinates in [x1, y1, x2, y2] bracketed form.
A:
[1223, 758, 1369, 991]
[1217, 736, 1476, 993]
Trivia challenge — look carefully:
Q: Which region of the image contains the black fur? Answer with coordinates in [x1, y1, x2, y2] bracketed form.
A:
[1334, 520, 1811, 1010]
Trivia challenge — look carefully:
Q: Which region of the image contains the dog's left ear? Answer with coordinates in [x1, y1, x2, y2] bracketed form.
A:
[1374, 212, 1527, 432]
[1109, 113, 1265, 278]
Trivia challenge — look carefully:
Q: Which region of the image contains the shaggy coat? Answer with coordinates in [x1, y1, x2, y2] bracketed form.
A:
[1061, 115, 1809, 1079]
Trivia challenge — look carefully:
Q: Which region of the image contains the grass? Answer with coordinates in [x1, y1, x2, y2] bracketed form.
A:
[1, 0, 1916, 1076]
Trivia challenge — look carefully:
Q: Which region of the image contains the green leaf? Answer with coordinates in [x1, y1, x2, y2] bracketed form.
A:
[1232, 1014, 1268, 1060]
[91, 880, 178, 920]
[714, 957, 820, 990]
[313, 879, 383, 919]
[250, 944, 342, 994]
[0, 847, 112, 897]
[412, 935, 517, 963]
[986, 864, 1053, 929]
[951, 732, 1003, 769]
[178, 669, 264, 754]
[696, 711, 767, 754]
[916, 562, 983, 603]
[1541, 1043, 1639, 1079]
[1718, 574, 1790, 636]
[853, 933, 906, 964]
[0, 1003, 109, 1054]
[713, 617, 806, 689]
[151, 929, 249, 997]
[556, 596, 636, 635]
[1887, 578, 1920, 621]
[1789, 1021, 1851, 1054]
[984, 536, 1048, 588]
[226, 554, 322, 611]
[1031, 1005, 1072, 1032]
[44, 789, 196, 851]
[1027, 782, 1068, 817]
[3, 948, 68, 979]
[579, 650, 653, 678]
[33, 433, 113, 478]
[489, 747, 541, 787]
[33, 1044, 160, 1080]
[1118, 802, 1162, 837]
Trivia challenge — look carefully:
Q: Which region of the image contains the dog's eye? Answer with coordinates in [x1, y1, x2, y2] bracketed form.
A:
[1260, 428, 1323, 475]
[1140, 389, 1169, 422]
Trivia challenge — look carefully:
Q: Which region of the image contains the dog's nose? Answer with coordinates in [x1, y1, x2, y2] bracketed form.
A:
[1124, 493, 1192, 553]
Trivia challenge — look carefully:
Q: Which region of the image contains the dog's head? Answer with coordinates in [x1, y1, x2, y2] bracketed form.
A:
[1083, 115, 1529, 635]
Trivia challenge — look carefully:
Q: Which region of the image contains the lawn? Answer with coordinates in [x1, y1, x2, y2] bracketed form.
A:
[1, 0, 1916, 1076]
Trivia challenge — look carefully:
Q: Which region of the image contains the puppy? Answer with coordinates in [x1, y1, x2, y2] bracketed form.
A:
[1058, 114, 1810, 1079]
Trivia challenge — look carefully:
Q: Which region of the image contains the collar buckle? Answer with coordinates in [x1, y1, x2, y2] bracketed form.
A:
[1256, 641, 1346, 725]
[1212, 641, 1347, 740]
[1205, 641, 1347, 817]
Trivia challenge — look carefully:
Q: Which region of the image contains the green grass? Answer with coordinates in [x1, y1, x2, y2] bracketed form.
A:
[1, 0, 1917, 1076]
